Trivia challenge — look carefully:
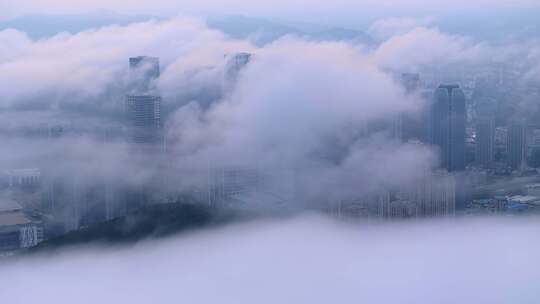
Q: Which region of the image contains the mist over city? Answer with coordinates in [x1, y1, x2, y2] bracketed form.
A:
[0, 0, 539, 303]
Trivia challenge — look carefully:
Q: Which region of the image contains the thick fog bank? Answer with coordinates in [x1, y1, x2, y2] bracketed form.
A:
[1, 216, 539, 304]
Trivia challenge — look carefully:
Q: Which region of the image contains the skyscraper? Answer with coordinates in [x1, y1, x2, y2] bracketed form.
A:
[125, 57, 162, 145]
[475, 117, 495, 168]
[223, 52, 252, 93]
[430, 84, 466, 172]
[507, 121, 526, 171]
[129, 56, 160, 93]
[401, 73, 420, 93]
[225, 53, 251, 79]
[412, 169, 456, 217]
[399, 73, 425, 142]
[125, 95, 162, 144]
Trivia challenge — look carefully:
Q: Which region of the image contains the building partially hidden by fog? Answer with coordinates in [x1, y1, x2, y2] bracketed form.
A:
[125, 95, 162, 144]
[129, 56, 160, 93]
[2, 168, 41, 189]
[225, 53, 251, 78]
[223, 52, 252, 93]
[0, 198, 41, 252]
[430, 84, 466, 172]
[507, 121, 526, 171]
[401, 73, 420, 93]
[475, 117, 495, 168]
[125, 56, 163, 146]
[400, 73, 427, 142]
[414, 170, 456, 217]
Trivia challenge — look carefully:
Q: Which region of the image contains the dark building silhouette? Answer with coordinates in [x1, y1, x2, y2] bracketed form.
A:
[225, 53, 251, 79]
[507, 122, 526, 171]
[401, 73, 420, 93]
[223, 52, 252, 93]
[430, 84, 466, 172]
[475, 117, 495, 168]
[125, 95, 162, 144]
[125, 56, 162, 145]
[399, 73, 427, 142]
[129, 56, 160, 93]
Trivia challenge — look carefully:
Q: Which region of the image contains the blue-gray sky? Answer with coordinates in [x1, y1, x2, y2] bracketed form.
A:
[2, 0, 540, 26]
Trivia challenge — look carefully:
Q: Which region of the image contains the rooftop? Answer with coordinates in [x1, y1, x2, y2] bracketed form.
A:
[3, 168, 40, 177]
[507, 195, 540, 205]
[0, 198, 23, 213]
[0, 212, 31, 227]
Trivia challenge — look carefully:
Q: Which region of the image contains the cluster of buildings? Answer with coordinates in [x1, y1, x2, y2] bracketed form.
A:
[334, 66, 540, 220]
[1, 53, 539, 252]
[0, 197, 42, 254]
[0, 53, 258, 253]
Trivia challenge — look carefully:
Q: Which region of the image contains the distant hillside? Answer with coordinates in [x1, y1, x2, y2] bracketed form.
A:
[0, 10, 159, 38]
[29, 202, 246, 253]
[206, 15, 374, 46]
[0, 12, 374, 46]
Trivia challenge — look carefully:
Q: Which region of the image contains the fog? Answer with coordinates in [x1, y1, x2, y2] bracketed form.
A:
[1, 215, 539, 303]
[0, 14, 539, 206]
[1, 2, 540, 302]
[0, 17, 438, 200]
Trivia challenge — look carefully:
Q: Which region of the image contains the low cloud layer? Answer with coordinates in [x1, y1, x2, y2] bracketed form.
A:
[2, 216, 539, 304]
[0, 15, 539, 204]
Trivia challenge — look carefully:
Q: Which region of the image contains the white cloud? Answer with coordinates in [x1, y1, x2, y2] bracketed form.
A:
[368, 17, 436, 41]
[371, 27, 489, 71]
[0, 16, 538, 205]
[0, 17, 252, 108]
[2, 216, 539, 304]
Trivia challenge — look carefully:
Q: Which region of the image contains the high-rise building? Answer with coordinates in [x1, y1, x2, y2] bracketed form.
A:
[125, 95, 162, 144]
[129, 56, 160, 93]
[430, 84, 466, 172]
[507, 121, 526, 171]
[412, 170, 456, 217]
[400, 73, 427, 142]
[475, 117, 495, 168]
[223, 53, 252, 93]
[0, 199, 41, 251]
[401, 73, 420, 93]
[126, 57, 162, 145]
[379, 199, 417, 219]
[225, 53, 251, 79]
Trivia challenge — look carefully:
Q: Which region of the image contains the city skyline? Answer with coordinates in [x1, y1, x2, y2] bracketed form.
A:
[0, 3, 539, 303]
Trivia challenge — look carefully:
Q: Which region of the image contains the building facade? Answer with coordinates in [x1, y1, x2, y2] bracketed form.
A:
[125, 56, 163, 145]
[507, 122, 526, 171]
[0, 199, 41, 252]
[475, 117, 495, 168]
[430, 84, 466, 172]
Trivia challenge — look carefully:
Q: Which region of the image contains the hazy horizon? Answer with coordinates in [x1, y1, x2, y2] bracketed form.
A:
[1, 1, 539, 303]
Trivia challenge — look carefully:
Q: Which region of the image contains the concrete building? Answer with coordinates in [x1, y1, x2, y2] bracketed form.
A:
[2, 168, 41, 188]
[379, 199, 417, 220]
[399, 74, 427, 142]
[0, 199, 41, 252]
[125, 95, 162, 144]
[411, 170, 456, 217]
[430, 84, 466, 172]
[525, 184, 540, 196]
[401, 73, 421, 93]
[125, 56, 163, 146]
[475, 117, 495, 168]
[207, 167, 262, 206]
[225, 53, 251, 79]
[129, 56, 160, 93]
[223, 52, 252, 93]
[507, 122, 526, 171]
